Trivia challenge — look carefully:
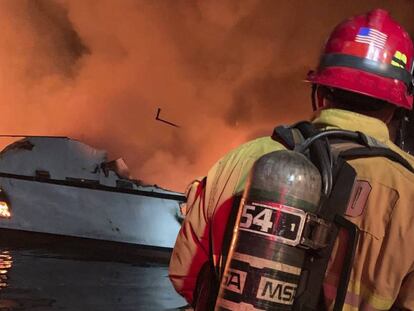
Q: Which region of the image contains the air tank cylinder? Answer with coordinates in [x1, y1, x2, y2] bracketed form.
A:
[215, 150, 322, 310]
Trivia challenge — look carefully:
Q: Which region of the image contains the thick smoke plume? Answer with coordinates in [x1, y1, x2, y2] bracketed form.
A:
[0, 0, 413, 190]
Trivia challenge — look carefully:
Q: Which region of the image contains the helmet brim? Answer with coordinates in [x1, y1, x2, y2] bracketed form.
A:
[307, 67, 413, 110]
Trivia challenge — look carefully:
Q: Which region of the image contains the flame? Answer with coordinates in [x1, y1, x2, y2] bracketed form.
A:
[0, 202, 10, 218]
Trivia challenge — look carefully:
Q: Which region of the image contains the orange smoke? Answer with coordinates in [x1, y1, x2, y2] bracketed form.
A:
[0, 0, 413, 191]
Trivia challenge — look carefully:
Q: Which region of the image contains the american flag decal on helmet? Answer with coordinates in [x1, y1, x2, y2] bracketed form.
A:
[355, 27, 387, 49]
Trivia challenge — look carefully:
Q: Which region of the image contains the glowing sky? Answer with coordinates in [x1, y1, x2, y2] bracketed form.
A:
[0, 0, 413, 190]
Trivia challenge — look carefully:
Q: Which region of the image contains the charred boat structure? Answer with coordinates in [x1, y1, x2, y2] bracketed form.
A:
[0, 137, 185, 251]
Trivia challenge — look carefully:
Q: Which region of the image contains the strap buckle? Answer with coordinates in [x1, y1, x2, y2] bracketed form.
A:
[300, 214, 331, 250]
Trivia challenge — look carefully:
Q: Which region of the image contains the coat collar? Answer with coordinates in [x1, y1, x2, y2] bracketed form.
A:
[313, 109, 390, 143]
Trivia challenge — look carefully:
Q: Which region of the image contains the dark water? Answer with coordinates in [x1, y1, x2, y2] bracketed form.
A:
[0, 231, 188, 311]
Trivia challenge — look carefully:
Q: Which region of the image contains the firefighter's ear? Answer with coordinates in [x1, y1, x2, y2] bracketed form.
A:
[318, 86, 334, 102]
[313, 85, 333, 110]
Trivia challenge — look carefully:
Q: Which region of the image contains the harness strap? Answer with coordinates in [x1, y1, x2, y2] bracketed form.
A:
[293, 159, 358, 311]
[339, 146, 414, 173]
[274, 125, 414, 173]
[272, 125, 304, 149]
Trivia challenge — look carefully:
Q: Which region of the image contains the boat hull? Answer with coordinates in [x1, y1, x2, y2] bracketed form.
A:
[0, 177, 182, 249]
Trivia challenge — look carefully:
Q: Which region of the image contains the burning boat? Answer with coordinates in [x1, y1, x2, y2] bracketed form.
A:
[0, 137, 185, 250]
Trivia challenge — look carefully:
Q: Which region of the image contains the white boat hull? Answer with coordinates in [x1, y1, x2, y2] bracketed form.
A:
[0, 177, 182, 249]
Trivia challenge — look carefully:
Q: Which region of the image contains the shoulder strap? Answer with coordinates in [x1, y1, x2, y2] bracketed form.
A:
[338, 146, 414, 173]
[273, 123, 414, 174]
[272, 125, 305, 149]
[276, 123, 357, 311]
[293, 158, 358, 311]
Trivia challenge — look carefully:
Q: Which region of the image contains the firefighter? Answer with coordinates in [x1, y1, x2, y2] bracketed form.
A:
[169, 9, 414, 310]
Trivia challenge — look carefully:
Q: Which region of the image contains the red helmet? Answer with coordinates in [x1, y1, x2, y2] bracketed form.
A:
[308, 9, 414, 109]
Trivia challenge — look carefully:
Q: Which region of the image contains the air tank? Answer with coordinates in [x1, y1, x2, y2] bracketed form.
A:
[215, 150, 322, 310]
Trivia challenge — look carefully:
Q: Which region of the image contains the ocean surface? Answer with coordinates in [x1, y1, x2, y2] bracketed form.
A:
[0, 231, 188, 311]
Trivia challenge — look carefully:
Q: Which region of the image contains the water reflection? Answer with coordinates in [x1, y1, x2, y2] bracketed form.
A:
[0, 243, 187, 311]
[0, 250, 12, 289]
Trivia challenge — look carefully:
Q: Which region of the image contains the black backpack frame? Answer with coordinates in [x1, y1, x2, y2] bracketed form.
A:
[273, 121, 413, 311]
